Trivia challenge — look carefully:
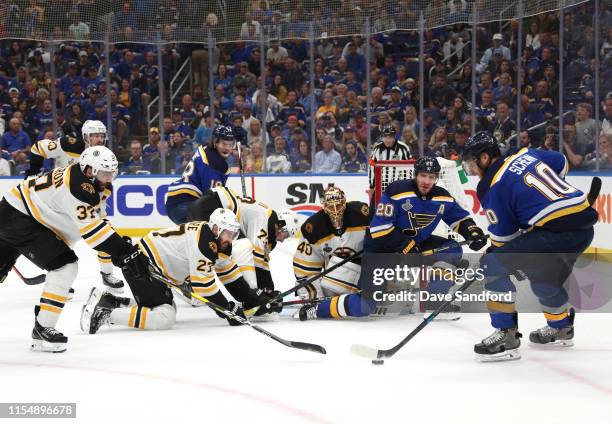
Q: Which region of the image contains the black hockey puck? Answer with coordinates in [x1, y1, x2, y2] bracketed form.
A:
[372, 359, 384, 365]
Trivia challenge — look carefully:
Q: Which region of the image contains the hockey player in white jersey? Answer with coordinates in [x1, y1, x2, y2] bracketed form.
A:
[0, 146, 137, 352]
[292, 185, 369, 319]
[80, 209, 283, 333]
[188, 186, 301, 295]
[24, 120, 124, 292]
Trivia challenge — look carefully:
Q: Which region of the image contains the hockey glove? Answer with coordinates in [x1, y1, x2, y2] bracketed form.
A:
[112, 244, 150, 280]
[466, 225, 487, 251]
[400, 239, 420, 254]
[244, 289, 283, 316]
[215, 301, 246, 326]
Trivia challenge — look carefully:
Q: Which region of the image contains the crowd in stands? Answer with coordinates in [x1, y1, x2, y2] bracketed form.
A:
[1, 0, 611, 176]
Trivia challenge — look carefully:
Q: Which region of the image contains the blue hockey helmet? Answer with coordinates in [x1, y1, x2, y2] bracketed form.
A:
[213, 125, 235, 142]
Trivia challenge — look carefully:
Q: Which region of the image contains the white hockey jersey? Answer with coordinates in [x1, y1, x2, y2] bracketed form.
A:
[28, 135, 86, 174]
[3, 164, 119, 250]
[138, 221, 242, 296]
[293, 201, 369, 293]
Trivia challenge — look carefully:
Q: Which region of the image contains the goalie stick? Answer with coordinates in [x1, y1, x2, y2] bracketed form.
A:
[245, 249, 364, 316]
[12, 266, 46, 285]
[148, 266, 326, 355]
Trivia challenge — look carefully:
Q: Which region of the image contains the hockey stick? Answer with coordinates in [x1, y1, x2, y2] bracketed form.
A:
[12, 266, 46, 285]
[587, 176, 602, 206]
[245, 249, 364, 316]
[350, 273, 479, 363]
[149, 267, 326, 355]
[236, 141, 248, 197]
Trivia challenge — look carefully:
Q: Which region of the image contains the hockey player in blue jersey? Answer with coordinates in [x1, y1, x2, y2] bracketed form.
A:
[165, 126, 235, 224]
[462, 132, 598, 362]
[297, 158, 487, 321]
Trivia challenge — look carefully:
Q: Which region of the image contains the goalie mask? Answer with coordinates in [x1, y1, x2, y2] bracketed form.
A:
[323, 186, 346, 231]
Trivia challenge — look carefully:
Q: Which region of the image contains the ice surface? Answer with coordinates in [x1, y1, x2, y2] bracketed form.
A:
[1, 240, 611, 423]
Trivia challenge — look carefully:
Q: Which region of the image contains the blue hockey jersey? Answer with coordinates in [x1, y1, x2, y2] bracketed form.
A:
[165, 145, 230, 208]
[368, 179, 473, 252]
[477, 147, 596, 247]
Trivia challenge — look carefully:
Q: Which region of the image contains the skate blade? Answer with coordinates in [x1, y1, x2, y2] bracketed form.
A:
[432, 313, 461, 321]
[80, 288, 102, 333]
[31, 339, 67, 353]
[475, 348, 521, 362]
[530, 339, 574, 348]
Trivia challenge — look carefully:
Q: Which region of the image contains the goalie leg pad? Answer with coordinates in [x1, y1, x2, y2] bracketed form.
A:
[321, 255, 361, 295]
[37, 261, 78, 328]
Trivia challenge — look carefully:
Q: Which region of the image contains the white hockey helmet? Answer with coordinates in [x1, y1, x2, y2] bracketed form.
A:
[208, 208, 241, 240]
[277, 209, 300, 239]
[80, 146, 118, 182]
[82, 120, 107, 146]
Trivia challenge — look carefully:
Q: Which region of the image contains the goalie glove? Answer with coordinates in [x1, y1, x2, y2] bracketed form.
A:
[466, 225, 487, 251]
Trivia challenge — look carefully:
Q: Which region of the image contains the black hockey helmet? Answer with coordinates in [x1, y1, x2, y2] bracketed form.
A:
[381, 126, 396, 138]
[414, 156, 441, 175]
[210, 125, 236, 149]
[463, 131, 501, 161]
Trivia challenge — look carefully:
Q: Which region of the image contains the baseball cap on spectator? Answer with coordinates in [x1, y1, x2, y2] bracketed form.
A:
[240, 61, 248, 68]
[321, 32, 328, 39]
[87, 84, 97, 93]
[8, 87, 19, 95]
[150, 127, 160, 134]
[391, 86, 402, 93]
[173, 108, 181, 114]
[79, 50, 87, 57]
[72, 81, 81, 86]
[492, 33, 503, 41]
[68, 61, 77, 67]
[271, 122, 282, 131]
[95, 100, 105, 108]
[346, 140, 358, 149]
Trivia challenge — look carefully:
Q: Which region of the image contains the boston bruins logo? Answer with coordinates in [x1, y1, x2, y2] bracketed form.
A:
[333, 247, 357, 259]
[81, 182, 95, 194]
[208, 241, 218, 253]
[304, 222, 313, 234]
[360, 204, 369, 216]
[68, 137, 77, 144]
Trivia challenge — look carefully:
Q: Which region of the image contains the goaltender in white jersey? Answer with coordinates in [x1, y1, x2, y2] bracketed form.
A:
[0, 146, 135, 352]
[293, 185, 368, 301]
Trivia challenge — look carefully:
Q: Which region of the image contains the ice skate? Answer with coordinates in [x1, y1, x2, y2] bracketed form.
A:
[474, 327, 522, 362]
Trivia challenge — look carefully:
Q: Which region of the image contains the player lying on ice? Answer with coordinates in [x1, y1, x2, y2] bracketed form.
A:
[462, 132, 598, 362]
[80, 209, 283, 334]
[0, 146, 136, 352]
[187, 186, 301, 308]
[296, 158, 487, 321]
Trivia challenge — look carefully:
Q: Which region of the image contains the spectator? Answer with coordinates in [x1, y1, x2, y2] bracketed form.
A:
[193, 111, 214, 148]
[455, 63, 473, 99]
[450, 126, 469, 158]
[281, 58, 303, 92]
[583, 133, 612, 170]
[477, 33, 511, 74]
[342, 42, 366, 77]
[267, 39, 289, 71]
[562, 122, 592, 170]
[603, 96, 612, 136]
[341, 140, 367, 172]
[428, 127, 450, 158]
[421, 108, 439, 141]
[247, 117, 267, 146]
[315, 89, 337, 119]
[386, 86, 409, 122]
[277, 90, 307, 125]
[574, 103, 598, 147]
[488, 101, 516, 145]
[233, 62, 257, 95]
[316, 33, 334, 60]
[291, 139, 312, 173]
[266, 136, 292, 173]
[12, 151, 30, 176]
[122, 140, 150, 174]
[149, 140, 176, 174]
[143, 127, 161, 159]
[1, 118, 31, 160]
[540, 126, 559, 151]
[314, 134, 341, 173]
[269, 74, 288, 104]
[443, 32, 465, 68]
[170, 131, 192, 157]
[400, 127, 421, 159]
[526, 21, 541, 51]
[109, 90, 129, 145]
[246, 141, 264, 173]
[321, 112, 343, 144]
[175, 146, 195, 175]
[429, 74, 456, 113]
[492, 72, 514, 103]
